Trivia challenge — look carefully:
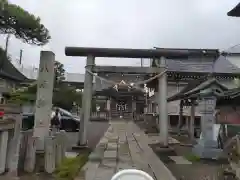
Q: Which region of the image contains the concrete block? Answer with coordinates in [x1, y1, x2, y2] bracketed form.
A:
[59, 130, 67, 159]
[24, 136, 38, 172]
[44, 136, 56, 173]
[107, 143, 118, 150]
[65, 152, 78, 158]
[19, 130, 33, 171]
[103, 151, 117, 159]
[0, 131, 9, 174]
[7, 133, 22, 177]
[55, 132, 63, 166]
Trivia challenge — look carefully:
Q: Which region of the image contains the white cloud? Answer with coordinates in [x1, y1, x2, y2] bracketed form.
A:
[2, 0, 240, 73]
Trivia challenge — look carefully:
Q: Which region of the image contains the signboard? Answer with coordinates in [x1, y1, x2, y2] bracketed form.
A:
[116, 104, 127, 111]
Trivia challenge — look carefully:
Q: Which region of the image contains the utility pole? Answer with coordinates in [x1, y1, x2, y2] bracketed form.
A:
[140, 58, 143, 67]
[5, 34, 10, 55]
[19, 49, 23, 64]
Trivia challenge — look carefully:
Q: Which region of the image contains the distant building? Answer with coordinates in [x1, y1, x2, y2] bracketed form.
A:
[146, 48, 240, 128]
[0, 53, 28, 103]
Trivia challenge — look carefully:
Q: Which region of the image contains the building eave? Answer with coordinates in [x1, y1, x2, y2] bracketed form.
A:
[228, 3, 240, 17]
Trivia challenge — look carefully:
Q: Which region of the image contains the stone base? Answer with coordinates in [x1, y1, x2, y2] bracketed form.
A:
[155, 145, 173, 153]
[35, 150, 45, 172]
[72, 143, 88, 151]
[192, 139, 223, 160]
[153, 142, 170, 149]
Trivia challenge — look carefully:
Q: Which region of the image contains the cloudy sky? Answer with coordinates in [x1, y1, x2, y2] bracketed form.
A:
[1, 0, 240, 73]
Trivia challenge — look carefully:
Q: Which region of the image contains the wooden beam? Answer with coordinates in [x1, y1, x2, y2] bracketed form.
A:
[92, 66, 163, 74]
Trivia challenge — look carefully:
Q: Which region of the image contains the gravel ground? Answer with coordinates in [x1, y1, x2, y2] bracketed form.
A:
[151, 143, 232, 180]
[135, 119, 236, 180]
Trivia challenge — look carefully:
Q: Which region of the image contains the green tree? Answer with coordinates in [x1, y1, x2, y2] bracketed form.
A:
[53, 85, 82, 111]
[0, 0, 50, 45]
[54, 61, 65, 87]
[8, 60, 82, 111]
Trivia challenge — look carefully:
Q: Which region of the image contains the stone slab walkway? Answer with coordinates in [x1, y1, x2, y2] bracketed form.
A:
[169, 156, 192, 165]
[76, 120, 176, 180]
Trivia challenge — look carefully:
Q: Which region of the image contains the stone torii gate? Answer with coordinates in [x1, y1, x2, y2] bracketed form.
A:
[65, 47, 208, 147]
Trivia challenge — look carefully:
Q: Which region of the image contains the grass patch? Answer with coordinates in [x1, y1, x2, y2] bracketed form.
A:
[54, 150, 90, 180]
[184, 153, 201, 162]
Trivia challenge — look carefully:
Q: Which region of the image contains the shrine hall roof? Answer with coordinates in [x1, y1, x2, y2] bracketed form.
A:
[165, 55, 240, 75]
[167, 78, 229, 102]
[216, 87, 240, 106]
[0, 58, 28, 82]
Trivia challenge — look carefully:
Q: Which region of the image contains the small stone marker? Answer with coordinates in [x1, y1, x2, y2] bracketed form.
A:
[45, 136, 56, 173]
[65, 152, 78, 158]
[24, 136, 38, 172]
[0, 131, 8, 174]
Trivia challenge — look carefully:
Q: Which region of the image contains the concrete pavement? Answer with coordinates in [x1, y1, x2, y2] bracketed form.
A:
[76, 119, 176, 180]
[65, 121, 109, 150]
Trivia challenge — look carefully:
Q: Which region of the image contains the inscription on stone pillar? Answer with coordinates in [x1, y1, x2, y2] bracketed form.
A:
[34, 51, 55, 150]
[198, 97, 216, 140]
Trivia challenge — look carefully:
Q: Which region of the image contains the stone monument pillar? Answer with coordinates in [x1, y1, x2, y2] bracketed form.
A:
[199, 97, 216, 141]
[34, 51, 55, 150]
[192, 96, 222, 159]
[157, 57, 168, 146]
[78, 55, 95, 146]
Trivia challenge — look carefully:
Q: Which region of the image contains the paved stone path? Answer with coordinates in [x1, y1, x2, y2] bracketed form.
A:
[169, 156, 192, 165]
[76, 120, 176, 180]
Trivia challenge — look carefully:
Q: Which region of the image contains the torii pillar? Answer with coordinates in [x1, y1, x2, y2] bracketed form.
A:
[78, 55, 95, 146]
[157, 57, 168, 147]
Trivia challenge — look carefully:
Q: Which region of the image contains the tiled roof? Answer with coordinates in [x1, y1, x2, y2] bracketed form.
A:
[167, 78, 229, 102]
[0, 58, 28, 82]
[165, 55, 240, 74]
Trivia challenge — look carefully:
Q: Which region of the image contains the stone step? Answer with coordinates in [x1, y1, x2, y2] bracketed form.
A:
[169, 156, 192, 165]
